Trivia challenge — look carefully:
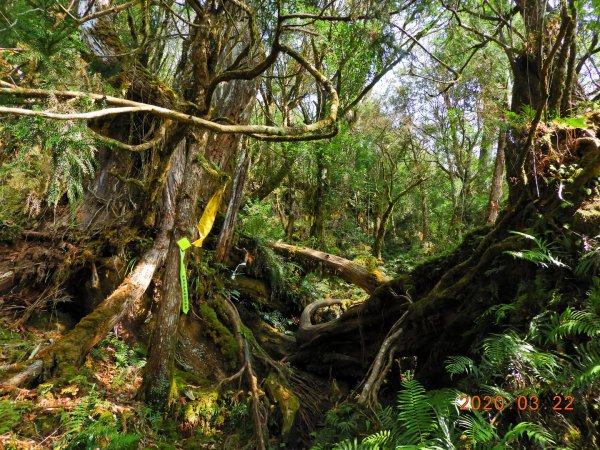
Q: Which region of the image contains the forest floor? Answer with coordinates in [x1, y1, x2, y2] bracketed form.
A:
[0, 313, 163, 449]
[0, 264, 368, 449]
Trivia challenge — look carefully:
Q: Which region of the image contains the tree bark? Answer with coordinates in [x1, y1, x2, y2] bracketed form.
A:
[506, 1, 577, 204]
[486, 130, 506, 224]
[216, 146, 251, 263]
[140, 39, 259, 406]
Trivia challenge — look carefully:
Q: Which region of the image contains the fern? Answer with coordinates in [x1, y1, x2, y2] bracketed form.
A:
[505, 231, 568, 269]
[572, 340, 600, 387]
[396, 378, 437, 445]
[332, 438, 363, 450]
[0, 400, 24, 434]
[57, 384, 100, 448]
[549, 308, 600, 341]
[548, 281, 600, 342]
[457, 410, 498, 445]
[575, 243, 600, 278]
[362, 430, 392, 447]
[482, 332, 558, 382]
[444, 356, 479, 379]
[477, 303, 517, 325]
[501, 422, 555, 446]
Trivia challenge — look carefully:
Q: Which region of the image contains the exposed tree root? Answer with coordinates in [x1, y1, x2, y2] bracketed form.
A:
[296, 298, 346, 344]
[0, 217, 173, 388]
[220, 296, 268, 450]
[357, 310, 408, 407]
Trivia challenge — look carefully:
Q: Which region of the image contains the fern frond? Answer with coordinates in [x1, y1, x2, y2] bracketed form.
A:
[332, 438, 363, 450]
[502, 422, 555, 446]
[445, 356, 478, 379]
[396, 379, 436, 445]
[362, 430, 392, 447]
[482, 332, 557, 381]
[505, 231, 569, 268]
[457, 410, 498, 444]
[575, 247, 600, 278]
[548, 308, 600, 341]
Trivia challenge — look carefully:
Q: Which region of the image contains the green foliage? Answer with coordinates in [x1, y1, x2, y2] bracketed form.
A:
[575, 239, 600, 278]
[505, 231, 568, 269]
[445, 355, 479, 379]
[326, 278, 600, 449]
[260, 309, 294, 335]
[0, 400, 25, 434]
[2, 113, 97, 214]
[55, 384, 140, 450]
[395, 378, 437, 446]
[240, 200, 285, 241]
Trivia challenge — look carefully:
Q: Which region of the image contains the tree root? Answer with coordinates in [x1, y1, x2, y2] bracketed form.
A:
[220, 296, 268, 450]
[0, 360, 43, 390]
[357, 310, 408, 407]
[0, 213, 174, 388]
[296, 298, 346, 344]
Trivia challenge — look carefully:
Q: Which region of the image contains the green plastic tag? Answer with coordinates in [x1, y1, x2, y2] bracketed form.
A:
[177, 237, 191, 251]
[177, 240, 189, 314]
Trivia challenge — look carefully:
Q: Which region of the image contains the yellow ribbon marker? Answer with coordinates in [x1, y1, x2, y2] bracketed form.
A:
[175, 185, 227, 314]
[192, 185, 226, 248]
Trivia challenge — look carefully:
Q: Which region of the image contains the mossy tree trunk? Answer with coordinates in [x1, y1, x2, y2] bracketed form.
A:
[139, 25, 258, 407]
[506, 0, 577, 203]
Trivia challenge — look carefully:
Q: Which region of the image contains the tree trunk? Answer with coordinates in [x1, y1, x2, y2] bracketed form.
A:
[486, 130, 506, 224]
[420, 183, 429, 243]
[373, 178, 426, 258]
[310, 149, 327, 246]
[140, 66, 258, 408]
[216, 146, 251, 263]
[139, 137, 201, 408]
[372, 213, 387, 260]
[506, 1, 577, 204]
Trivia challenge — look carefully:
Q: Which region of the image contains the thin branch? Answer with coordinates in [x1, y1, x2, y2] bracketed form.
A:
[0, 87, 338, 139]
[78, 0, 141, 24]
[92, 120, 171, 151]
[392, 23, 457, 76]
[482, 0, 524, 41]
[444, 2, 515, 54]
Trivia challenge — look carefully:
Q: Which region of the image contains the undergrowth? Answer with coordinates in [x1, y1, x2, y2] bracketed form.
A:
[313, 275, 600, 449]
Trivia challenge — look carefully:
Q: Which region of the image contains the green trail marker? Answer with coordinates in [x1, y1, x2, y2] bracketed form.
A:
[177, 237, 191, 314]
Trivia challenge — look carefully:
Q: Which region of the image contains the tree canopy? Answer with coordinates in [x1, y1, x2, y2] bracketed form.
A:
[1, 0, 600, 449]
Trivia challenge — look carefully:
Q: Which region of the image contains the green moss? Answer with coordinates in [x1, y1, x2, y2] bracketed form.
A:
[264, 372, 300, 437]
[198, 303, 238, 368]
[410, 225, 491, 294]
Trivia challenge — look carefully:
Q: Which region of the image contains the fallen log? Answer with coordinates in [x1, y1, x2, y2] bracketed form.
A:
[268, 242, 389, 293]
